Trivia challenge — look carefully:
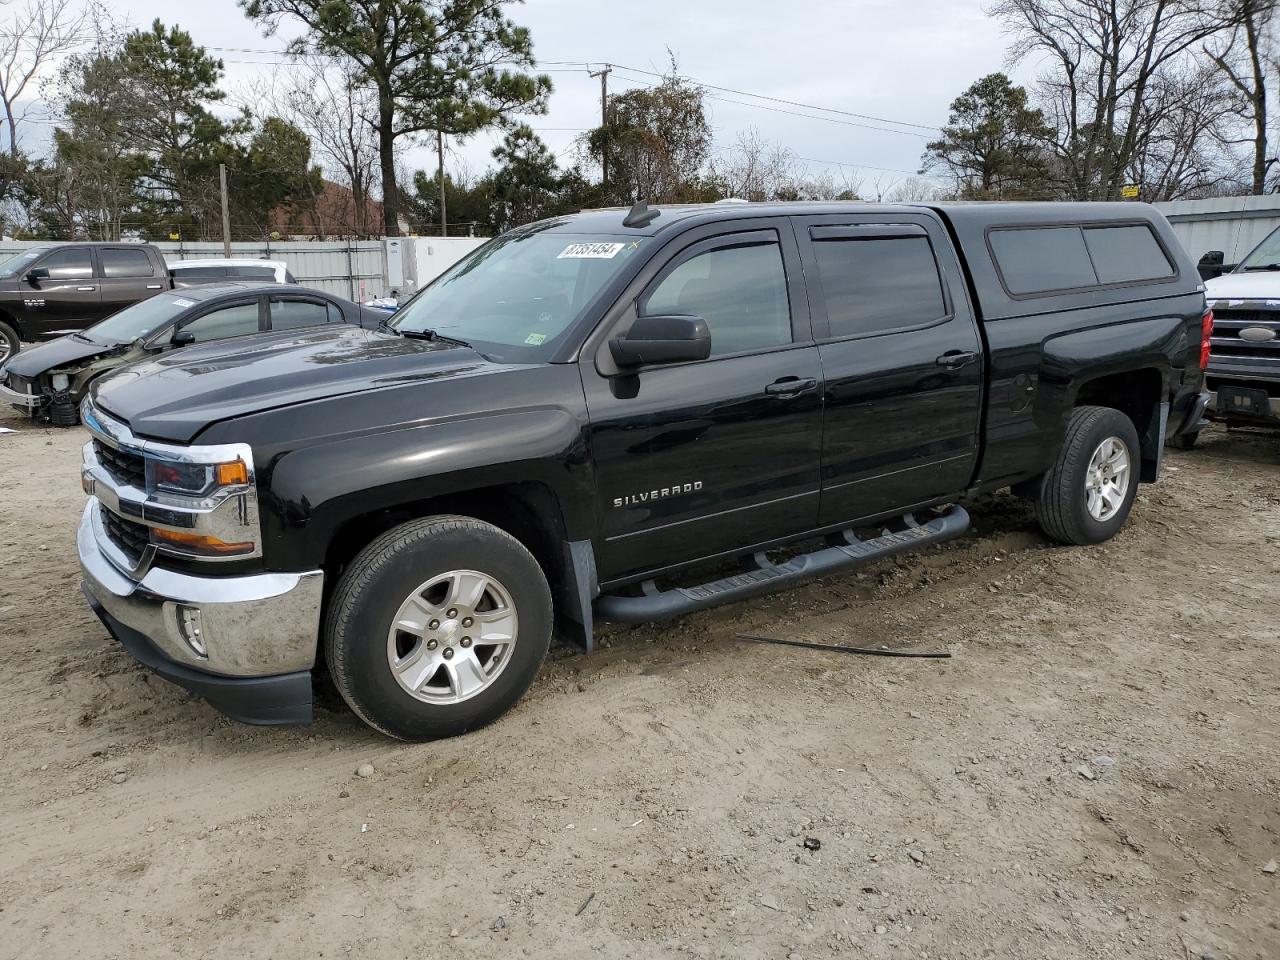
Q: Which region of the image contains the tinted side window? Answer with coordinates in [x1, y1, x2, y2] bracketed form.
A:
[989, 226, 1097, 295]
[229, 266, 278, 281]
[813, 236, 947, 338]
[270, 297, 335, 331]
[643, 240, 791, 358]
[171, 266, 228, 280]
[1084, 225, 1174, 283]
[100, 248, 155, 278]
[40, 247, 93, 280]
[178, 302, 261, 343]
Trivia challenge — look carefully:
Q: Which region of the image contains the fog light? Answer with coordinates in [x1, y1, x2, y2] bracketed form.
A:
[176, 604, 207, 658]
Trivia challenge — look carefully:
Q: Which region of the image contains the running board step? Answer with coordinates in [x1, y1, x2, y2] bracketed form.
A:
[595, 505, 970, 624]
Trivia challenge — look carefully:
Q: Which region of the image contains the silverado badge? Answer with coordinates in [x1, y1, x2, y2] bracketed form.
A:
[614, 482, 703, 508]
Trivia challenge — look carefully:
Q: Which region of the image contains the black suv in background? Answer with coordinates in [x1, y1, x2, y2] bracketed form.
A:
[0, 243, 171, 361]
[75, 201, 1208, 741]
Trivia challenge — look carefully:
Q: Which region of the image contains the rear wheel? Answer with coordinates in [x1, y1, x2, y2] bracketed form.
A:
[1035, 405, 1141, 545]
[0, 321, 18, 364]
[324, 515, 552, 741]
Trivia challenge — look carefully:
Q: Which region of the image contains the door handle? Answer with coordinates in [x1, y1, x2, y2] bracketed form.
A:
[765, 376, 818, 397]
[77, 286, 96, 292]
[935, 350, 978, 369]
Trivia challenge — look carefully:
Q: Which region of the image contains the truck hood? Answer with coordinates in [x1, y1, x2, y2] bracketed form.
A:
[92, 325, 504, 444]
[3, 333, 116, 379]
[1204, 271, 1280, 305]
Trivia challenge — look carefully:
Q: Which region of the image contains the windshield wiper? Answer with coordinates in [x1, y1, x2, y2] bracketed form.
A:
[71, 332, 95, 343]
[376, 314, 400, 336]
[1242, 262, 1280, 271]
[400, 328, 474, 350]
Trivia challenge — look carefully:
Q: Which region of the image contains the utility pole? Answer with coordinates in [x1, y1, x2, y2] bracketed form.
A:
[589, 64, 611, 192]
[219, 163, 231, 256]
[437, 128, 447, 238]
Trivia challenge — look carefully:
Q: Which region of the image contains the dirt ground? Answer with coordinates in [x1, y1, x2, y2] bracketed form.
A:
[0, 403, 1277, 960]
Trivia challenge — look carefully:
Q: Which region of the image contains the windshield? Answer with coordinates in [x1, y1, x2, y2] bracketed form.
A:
[1236, 225, 1280, 271]
[391, 228, 646, 360]
[0, 248, 48, 278]
[87, 294, 194, 343]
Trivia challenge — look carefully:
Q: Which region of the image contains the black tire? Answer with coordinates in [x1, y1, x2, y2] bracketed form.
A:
[0, 321, 19, 363]
[1168, 430, 1198, 450]
[1034, 405, 1141, 546]
[324, 514, 552, 741]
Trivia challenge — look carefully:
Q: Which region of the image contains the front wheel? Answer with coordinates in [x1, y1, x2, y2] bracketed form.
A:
[1168, 430, 1198, 450]
[0, 322, 19, 364]
[324, 515, 552, 741]
[1035, 405, 1141, 546]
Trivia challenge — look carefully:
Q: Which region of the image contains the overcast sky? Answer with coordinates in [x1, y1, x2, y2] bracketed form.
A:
[35, 0, 1034, 194]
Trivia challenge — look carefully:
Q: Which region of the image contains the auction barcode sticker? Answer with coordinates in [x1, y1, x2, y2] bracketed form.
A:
[558, 242, 626, 260]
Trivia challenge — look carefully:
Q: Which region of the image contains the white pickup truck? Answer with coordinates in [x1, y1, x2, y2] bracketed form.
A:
[1194, 226, 1280, 444]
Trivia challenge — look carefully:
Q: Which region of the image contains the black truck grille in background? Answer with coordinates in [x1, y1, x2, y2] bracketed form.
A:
[101, 509, 149, 564]
[1209, 309, 1280, 364]
[93, 439, 146, 489]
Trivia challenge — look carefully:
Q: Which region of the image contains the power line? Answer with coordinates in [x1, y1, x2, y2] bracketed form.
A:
[701, 91, 933, 140]
[794, 156, 925, 177]
[604, 68, 932, 140]
[605, 61, 940, 132]
[201, 47, 939, 135]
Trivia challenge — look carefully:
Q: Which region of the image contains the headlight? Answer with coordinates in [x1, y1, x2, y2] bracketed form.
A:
[81, 399, 263, 564]
[146, 457, 249, 496]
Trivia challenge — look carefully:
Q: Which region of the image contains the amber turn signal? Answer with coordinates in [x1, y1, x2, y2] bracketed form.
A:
[151, 528, 254, 556]
[215, 460, 249, 486]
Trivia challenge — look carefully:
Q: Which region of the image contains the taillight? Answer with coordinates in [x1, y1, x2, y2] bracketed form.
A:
[1199, 308, 1214, 369]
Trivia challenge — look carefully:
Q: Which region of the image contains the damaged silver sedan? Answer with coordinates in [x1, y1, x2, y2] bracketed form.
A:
[0, 283, 381, 425]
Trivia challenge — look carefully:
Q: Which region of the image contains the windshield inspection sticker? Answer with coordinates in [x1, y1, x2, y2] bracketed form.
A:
[524, 333, 547, 345]
[557, 242, 626, 260]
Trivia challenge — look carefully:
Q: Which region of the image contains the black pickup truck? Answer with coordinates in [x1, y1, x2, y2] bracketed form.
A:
[0, 243, 172, 362]
[75, 201, 1209, 740]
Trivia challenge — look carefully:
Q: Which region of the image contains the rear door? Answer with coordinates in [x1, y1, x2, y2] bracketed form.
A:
[23, 246, 99, 337]
[267, 294, 345, 331]
[581, 222, 824, 583]
[98, 246, 167, 319]
[794, 213, 983, 525]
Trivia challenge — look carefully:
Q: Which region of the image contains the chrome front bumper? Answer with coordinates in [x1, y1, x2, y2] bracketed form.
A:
[78, 501, 323, 677]
[0, 379, 40, 410]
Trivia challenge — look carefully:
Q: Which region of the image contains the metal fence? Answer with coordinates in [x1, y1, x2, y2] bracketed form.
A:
[0, 239, 389, 301]
[1153, 196, 1280, 265]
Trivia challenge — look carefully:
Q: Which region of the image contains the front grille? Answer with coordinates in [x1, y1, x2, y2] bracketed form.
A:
[1210, 309, 1280, 366]
[93, 439, 146, 489]
[101, 508, 149, 564]
[4, 371, 31, 394]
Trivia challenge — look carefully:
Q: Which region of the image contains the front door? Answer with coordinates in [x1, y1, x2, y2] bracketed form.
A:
[582, 224, 824, 584]
[793, 214, 984, 526]
[23, 246, 100, 338]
